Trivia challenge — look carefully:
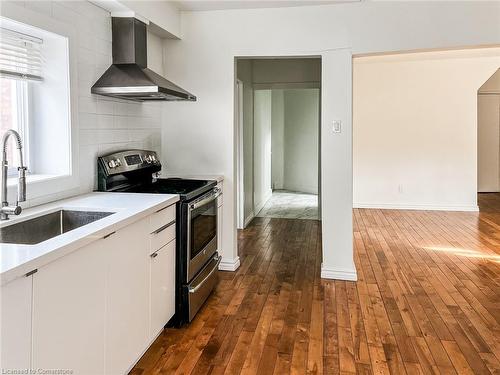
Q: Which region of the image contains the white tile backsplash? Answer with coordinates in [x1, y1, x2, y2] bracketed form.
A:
[96, 98, 114, 115]
[79, 96, 97, 114]
[97, 114, 114, 129]
[78, 113, 98, 129]
[24, 0, 52, 16]
[9, 0, 163, 202]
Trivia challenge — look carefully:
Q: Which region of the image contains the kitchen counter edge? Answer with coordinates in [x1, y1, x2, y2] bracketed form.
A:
[0, 192, 179, 286]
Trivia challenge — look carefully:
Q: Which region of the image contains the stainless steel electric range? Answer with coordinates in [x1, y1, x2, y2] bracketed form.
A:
[97, 149, 221, 325]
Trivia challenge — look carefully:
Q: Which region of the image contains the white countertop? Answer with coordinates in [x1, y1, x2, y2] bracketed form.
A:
[0, 192, 179, 286]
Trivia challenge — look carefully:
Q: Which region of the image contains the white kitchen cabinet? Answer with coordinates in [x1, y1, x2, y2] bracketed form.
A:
[1, 274, 33, 369]
[105, 218, 150, 375]
[32, 238, 106, 375]
[3, 201, 177, 374]
[150, 239, 176, 337]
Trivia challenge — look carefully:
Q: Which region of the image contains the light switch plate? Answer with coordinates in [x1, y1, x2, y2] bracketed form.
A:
[333, 120, 342, 133]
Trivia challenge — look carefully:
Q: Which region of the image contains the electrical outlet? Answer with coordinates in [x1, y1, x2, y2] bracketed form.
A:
[398, 184, 403, 194]
[332, 120, 342, 133]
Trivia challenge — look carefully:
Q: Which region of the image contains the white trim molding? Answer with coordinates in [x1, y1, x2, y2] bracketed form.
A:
[353, 202, 479, 212]
[321, 264, 358, 281]
[244, 212, 255, 228]
[253, 189, 272, 217]
[219, 256, 241, 272]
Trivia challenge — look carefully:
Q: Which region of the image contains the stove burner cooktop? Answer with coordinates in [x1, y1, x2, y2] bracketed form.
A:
[123, 178, 216, 201]
[97, 150, 217, 201]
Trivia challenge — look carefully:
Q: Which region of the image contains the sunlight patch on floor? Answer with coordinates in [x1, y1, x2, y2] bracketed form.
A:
[423, 246, 500, 261]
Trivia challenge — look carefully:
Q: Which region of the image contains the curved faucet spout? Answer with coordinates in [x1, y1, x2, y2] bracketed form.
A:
[2, 129, 24, 167]
[1, 129, 27, 220]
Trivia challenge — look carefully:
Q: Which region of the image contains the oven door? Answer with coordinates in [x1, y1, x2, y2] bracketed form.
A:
[186, 188, 220, 281]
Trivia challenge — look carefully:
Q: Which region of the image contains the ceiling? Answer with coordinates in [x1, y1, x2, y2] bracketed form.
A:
[172, 0, 358, 12]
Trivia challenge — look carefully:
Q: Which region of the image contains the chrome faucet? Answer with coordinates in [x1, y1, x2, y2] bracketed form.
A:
[1, 130, 27, 220]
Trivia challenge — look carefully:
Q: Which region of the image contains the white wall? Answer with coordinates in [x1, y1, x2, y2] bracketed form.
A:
[282, 89, 319, 194]
[119, 0, 181, 38]
[262, 89, 321, 199]
[271, 89, 320, 194]
[479, 68, 500, 94]
[253, 90, 273, 213]
[147, 31, 165, 75]
[252, 58, 321, 89]
[478, 94, 500, 192]
[353, 48, 500, 211]
[3, 1, 163, 207]
[478, 69, 500, 193]
[271, 90, 285, 190]
[161, 1, 500, 280]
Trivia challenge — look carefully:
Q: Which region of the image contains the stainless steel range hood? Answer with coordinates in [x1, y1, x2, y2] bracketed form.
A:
[91, 17, 196, 101]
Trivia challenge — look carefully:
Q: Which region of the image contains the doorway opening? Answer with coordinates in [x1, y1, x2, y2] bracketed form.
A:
[235, 57, 321, 227]
[477, 68, 500, 211]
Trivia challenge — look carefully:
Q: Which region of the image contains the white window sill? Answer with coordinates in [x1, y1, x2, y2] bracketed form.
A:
[6, 172, 80, 208]
[7, 173, 67, 187]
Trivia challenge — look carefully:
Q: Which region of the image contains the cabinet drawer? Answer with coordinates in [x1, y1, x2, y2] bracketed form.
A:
[150, 204, 175, 233]
[150, 222, 175, 254]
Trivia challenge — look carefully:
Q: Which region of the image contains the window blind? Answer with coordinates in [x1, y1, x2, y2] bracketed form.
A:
[0, 27, 43, 81]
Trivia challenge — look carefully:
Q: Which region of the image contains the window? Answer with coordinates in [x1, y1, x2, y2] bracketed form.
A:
[0, 77, 29, 174]
[0, 27, 42, 176]
[0, 13, 75, 201]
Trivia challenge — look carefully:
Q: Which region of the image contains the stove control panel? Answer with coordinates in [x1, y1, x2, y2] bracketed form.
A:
[143, 154, 157, 164]
[98, 149, 161, 176]
[107, 159, 122, 169]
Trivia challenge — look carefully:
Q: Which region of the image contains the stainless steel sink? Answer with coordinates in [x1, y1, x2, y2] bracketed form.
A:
[0, 210, 114, 245]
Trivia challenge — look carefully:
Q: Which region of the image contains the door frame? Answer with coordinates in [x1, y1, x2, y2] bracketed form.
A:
[235, 59, 323, 227]
[477, 92, 500, 193]
[236, 79, 246, 229]
[233, 49, 357, 281]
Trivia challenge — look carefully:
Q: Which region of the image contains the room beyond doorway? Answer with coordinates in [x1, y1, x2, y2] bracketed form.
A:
[477, 68, 500, 194]
[235, 57, 321, 228]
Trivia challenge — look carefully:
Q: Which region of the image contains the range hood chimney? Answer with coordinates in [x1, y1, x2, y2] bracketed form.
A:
[91, 17, 196, 101]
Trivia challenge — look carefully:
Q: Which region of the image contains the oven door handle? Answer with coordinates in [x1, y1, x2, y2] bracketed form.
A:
[189, 188, 221, 210]
[188, 255, 222, 293]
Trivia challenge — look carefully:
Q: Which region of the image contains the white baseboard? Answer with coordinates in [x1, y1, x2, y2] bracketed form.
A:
[244, 212, 255, 228]
[282, 184, 318, 195]
[219, 256, 241, 272]
[353, 202, 479, 212]
[321, 265, 358, 281]
[254, 189, 273, 215]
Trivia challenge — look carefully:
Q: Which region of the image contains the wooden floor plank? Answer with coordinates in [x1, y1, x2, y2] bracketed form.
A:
[132, 193, 500, 375]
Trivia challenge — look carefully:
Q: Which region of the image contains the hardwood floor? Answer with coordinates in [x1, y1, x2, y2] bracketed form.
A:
[131, 195, 500, 374]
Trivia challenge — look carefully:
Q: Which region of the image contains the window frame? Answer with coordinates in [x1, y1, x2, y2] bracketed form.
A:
[3, 77, 31, 176]
[2, 4, 81, 205]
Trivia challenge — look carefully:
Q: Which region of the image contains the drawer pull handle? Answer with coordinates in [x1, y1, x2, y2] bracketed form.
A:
[155, 206, 169, 213]
[103, 231, 115, 239]
[151, 220, 175, 235]
[150, 252, 158, 258]
[189, 255, 222, 294]
[26, 269, 37, 277]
